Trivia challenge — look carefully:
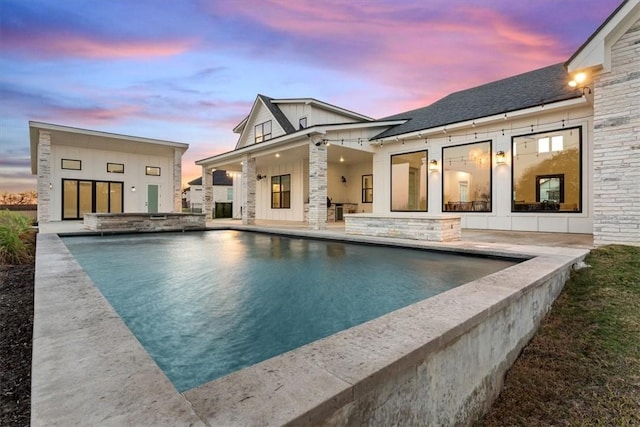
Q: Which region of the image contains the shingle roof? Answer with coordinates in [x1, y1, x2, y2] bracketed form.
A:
[188, 177, 202, 186]
[373, 63, 582, 140]
[257, 94, 296, 134]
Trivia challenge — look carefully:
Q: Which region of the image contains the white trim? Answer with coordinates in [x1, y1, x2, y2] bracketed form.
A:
[28, 121, 188, 149]
[567, 0, 640, 73]
[373, 97, 588, 143]
[271, 98, 374, 122]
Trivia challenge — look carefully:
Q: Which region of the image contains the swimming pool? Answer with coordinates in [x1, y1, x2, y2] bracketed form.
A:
[62, 230, 517, 392]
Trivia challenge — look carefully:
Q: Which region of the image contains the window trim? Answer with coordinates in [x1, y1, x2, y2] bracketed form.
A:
[271, 174, 291, 209]
[255, 120, 272, 143]
[362, 174, 373, 203]
[299, 117, 307, 130]
[145, 166, 161, 176]
[441, 140, 493, 213]
[107, 162, 124, 173]
[511, 126, 582, 213]
[390, 149, 428, 212]
[61, 158, 81, 170]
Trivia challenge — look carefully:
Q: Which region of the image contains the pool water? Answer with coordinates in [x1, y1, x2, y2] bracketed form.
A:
[62, 230, 517, 392]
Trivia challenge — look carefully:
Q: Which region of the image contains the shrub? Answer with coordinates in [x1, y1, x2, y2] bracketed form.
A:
[0, 210, 34, 265]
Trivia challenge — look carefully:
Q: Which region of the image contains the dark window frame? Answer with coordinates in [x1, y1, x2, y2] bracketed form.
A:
[61, 179, 124, 220]
[441, 140, 493, 213]
[255, 120, 272, 143]
[536, 174, 565, 203]
[511, 126, 582, 213]
[61, 158, 81, 170]
[107, 162, 124, 173]
[299, 117, 307, 129]
[271, 174, 291, 209]
[390, 149, 429, 212]
[362, 174, 373, 203]
[145, 166, 161, 176]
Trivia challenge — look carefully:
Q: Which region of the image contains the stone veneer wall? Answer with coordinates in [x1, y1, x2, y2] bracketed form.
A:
[83, 213, 205, 232]
[36, 131, 52, 223]
[592, 16, 640, 246]
[242, 156, 256, 225]
[345, 214, 462, 242]
[173, 149, 182, 212]
[308, 141, 328, 230]
[202, 167, 214, 220]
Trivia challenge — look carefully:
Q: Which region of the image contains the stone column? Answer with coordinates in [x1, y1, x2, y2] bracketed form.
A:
[173, 148, 182, 212]
[242, 156, 256, 225]
[202, 167, 214, 219]
[308, 140, 328, 230]
[36, 130, 52, 223]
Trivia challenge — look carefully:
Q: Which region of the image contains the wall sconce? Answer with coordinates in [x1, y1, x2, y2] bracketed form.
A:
[496, 151, 507, 165]
[256, 174, 265, 181]
[429, 159, 439, 171]
[131, 186, 136, 192]
[568, 72, 591, 95]
[49, 183, 53, 190]
[341, 176, 347, 184]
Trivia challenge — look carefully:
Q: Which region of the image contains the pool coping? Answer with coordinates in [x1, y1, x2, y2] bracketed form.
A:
[31, 227, 589, 426]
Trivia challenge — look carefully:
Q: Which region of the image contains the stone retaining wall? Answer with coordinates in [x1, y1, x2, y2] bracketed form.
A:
[83, 212, 206, 232]
[345, 213, 461, 241]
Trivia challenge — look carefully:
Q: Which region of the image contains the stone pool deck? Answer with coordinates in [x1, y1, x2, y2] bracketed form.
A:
[32, 221, 592, 425]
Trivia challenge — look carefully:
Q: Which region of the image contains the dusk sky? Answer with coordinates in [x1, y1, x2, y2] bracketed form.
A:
[1, 0, 622, 193]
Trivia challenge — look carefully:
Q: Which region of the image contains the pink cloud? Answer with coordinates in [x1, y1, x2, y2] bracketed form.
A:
[2, 30, 193, 59]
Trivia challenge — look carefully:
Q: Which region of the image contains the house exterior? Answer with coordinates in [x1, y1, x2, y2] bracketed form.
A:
[29, 121, 188, 223]
[198, 0, 638, 246]
[183, 171, 235, 217]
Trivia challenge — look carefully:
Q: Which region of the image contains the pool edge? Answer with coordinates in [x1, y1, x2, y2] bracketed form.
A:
[31, 230, 589, 426]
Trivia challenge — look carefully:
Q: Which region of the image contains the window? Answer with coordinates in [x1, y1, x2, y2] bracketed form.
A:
[145, 166, 161, 176]
[255, 120, 272, 143]
[227, 188, 233, 201]
[107, 163, 124, 173]
[62, 179, 123, 220]
[271, 174, 290, 209]
[512, 127, 581, 212]
[299, 117, 307, 129]
[442, 141, 492, 212]
[362, 174, 373, 203]
[61, 159, 81, 170]
[391, 150, 427, 211]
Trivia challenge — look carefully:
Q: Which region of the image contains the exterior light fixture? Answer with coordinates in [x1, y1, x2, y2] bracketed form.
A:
[429, 159, 439, 171]
[256, 174, 265, 181]
[340, 156, 344, 162]
[568, 72, 591, 95]
[49, 182, 53, 190]
[275, 153, 280, 158]
[496, 151, 507, 165]
[131, 186, 136, 192]
[341, 176, 347, 183]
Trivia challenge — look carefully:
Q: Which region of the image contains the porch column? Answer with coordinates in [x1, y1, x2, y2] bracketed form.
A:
[308, 139, 327, 230]
[36, 130, 52, 223]
[242, 156, 256, 225]
[173, 148, 182, 212]
[202, 167, 213, 219]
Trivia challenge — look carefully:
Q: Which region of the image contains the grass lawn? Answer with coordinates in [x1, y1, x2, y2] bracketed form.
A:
[479, 244, 640, 425]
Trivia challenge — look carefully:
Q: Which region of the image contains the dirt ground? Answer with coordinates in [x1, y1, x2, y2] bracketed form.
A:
[0, 264, 34, 427]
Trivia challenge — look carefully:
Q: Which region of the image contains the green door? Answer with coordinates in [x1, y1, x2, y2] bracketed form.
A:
[147, 185, 159, 213]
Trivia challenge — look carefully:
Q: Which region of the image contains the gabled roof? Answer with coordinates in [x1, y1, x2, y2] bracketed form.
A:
[373, 63, 581, 140]
[257, 94, 296, 134]
[271, 97, 373, 122]
[566, 0, 639, 73]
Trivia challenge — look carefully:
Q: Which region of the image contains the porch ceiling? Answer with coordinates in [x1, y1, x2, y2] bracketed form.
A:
[209, 144, 374, 172]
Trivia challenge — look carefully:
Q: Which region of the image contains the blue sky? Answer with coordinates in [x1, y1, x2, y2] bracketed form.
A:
[0, 0, 622, 192]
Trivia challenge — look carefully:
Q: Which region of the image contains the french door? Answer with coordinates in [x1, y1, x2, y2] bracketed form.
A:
[62, 179, 123, 219]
